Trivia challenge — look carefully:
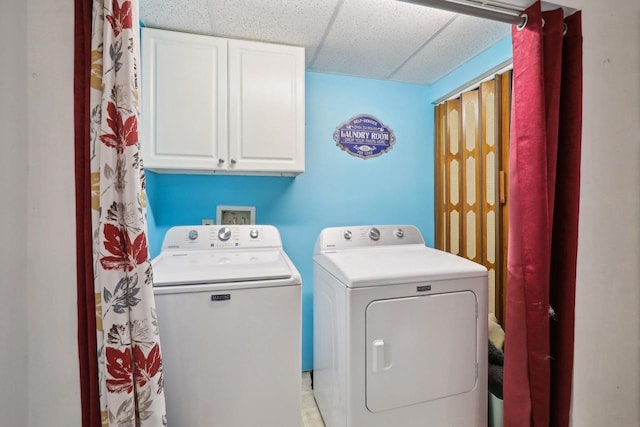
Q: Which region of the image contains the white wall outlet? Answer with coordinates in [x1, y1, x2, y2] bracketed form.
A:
[202, 219, 214, 225]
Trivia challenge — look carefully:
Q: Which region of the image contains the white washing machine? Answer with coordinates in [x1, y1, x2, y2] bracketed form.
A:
[152, 225, 301, 427]
[313, 225, 488, 427]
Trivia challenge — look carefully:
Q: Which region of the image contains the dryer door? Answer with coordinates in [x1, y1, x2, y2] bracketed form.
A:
[365, 291, 478, 413]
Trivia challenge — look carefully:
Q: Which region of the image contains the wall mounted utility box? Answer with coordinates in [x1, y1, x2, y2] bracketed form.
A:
[141, 28, 305, 176]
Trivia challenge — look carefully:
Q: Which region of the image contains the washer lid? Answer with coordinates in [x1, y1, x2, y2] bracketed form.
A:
[314, 245, 486, 287]
[152, 249, 293, 286]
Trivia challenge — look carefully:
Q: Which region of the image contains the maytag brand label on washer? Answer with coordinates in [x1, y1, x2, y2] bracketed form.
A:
[416, 285, 432, 292]
[211, 294, 231, 301]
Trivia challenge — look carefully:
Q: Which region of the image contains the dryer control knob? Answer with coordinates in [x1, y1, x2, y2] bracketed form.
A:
[250, 229, 259, 239]
[368, 227, 381, 241]
[188, 229, 199, 241]
[343, 230, 352, 240]
[218, 227, 232, 241]
[395, 228, 405, 238]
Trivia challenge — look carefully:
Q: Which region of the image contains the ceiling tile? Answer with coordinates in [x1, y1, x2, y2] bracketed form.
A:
[311, 0, 456, 80]
[140, 0, 213, 34]
[139, 0, 521, 85]
[391, 14, 510, 85]
[206, 0, 342, 65]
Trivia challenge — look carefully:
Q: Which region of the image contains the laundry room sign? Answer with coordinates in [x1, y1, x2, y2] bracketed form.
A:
[333, 114, 395, 159]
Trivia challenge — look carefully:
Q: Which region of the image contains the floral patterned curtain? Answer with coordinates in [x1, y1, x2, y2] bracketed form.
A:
[88, 0, 166, 424]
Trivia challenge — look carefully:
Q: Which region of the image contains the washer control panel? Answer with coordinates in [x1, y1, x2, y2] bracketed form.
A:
[162, 225, 281, 251]
[315, 225, 424, 251]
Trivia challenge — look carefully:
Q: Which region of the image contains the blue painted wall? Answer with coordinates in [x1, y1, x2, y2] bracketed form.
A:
[147, 72, 433, 371]
[146, 37, 513, 371]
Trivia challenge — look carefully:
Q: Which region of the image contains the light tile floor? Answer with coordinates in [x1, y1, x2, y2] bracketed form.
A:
[302, 372, 502, 426]
[301, 372, 325, 427]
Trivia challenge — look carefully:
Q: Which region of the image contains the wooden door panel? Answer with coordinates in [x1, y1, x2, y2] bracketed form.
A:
[435, 104, 448, 251]
[445, 99, 462, 256]
[461, 91, 481, 264]
[480, 80, 498, 314]
[434, 70, 511, 325]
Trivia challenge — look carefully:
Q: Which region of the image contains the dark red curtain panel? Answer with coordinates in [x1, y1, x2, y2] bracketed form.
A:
[74, 0, 101, 425]
[550, 11, 583, 427]
[505, 3, 552, 425]
[505, 1, 582, 426]
[542, 8, 564, 221]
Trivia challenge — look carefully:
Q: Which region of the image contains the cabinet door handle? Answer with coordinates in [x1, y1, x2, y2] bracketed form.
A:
[230, 159, 237, 165]
[218, 158, 225, 164]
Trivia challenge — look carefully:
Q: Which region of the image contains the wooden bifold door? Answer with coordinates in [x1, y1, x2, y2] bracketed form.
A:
[434, 70, 511, 325]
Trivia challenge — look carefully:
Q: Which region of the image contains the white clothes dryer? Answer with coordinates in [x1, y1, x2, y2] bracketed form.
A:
[313, 225, 488, 427]
[153, 225, 301, 427]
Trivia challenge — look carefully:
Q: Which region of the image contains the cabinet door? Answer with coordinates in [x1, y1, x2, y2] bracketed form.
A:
[228, 40, 305, 174]
[141, 28, 228, 172]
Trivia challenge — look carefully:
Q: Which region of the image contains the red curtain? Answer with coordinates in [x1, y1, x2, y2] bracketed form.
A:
[74, 0, 101, 425]
[549, 10, 582, 427]
[504, 2, 582, 426]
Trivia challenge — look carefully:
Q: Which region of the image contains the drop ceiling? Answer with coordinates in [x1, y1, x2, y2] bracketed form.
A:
[139, 0, 541, 85]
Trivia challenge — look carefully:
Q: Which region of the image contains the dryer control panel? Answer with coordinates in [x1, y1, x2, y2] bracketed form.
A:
[162, 225, 283, 251]
[315, 225, 425, 251]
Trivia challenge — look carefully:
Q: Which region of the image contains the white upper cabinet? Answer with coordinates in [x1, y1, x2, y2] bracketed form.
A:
[141, 29, 228, 172]
[141, 28, 305, 176]
[228, 40, 305, 175]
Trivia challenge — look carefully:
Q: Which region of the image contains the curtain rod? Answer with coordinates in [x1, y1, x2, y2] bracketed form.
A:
[395, 0, 526, 26]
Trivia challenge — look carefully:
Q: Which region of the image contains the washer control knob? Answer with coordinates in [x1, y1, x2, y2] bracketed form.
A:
[368, 227, 381, 241]
[343, 230, 352, 240]
[250, 229, 259, 239]
[395, 228, 405, 238]
[218, 227, 232, 241]
[188, 229, 198, 241]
